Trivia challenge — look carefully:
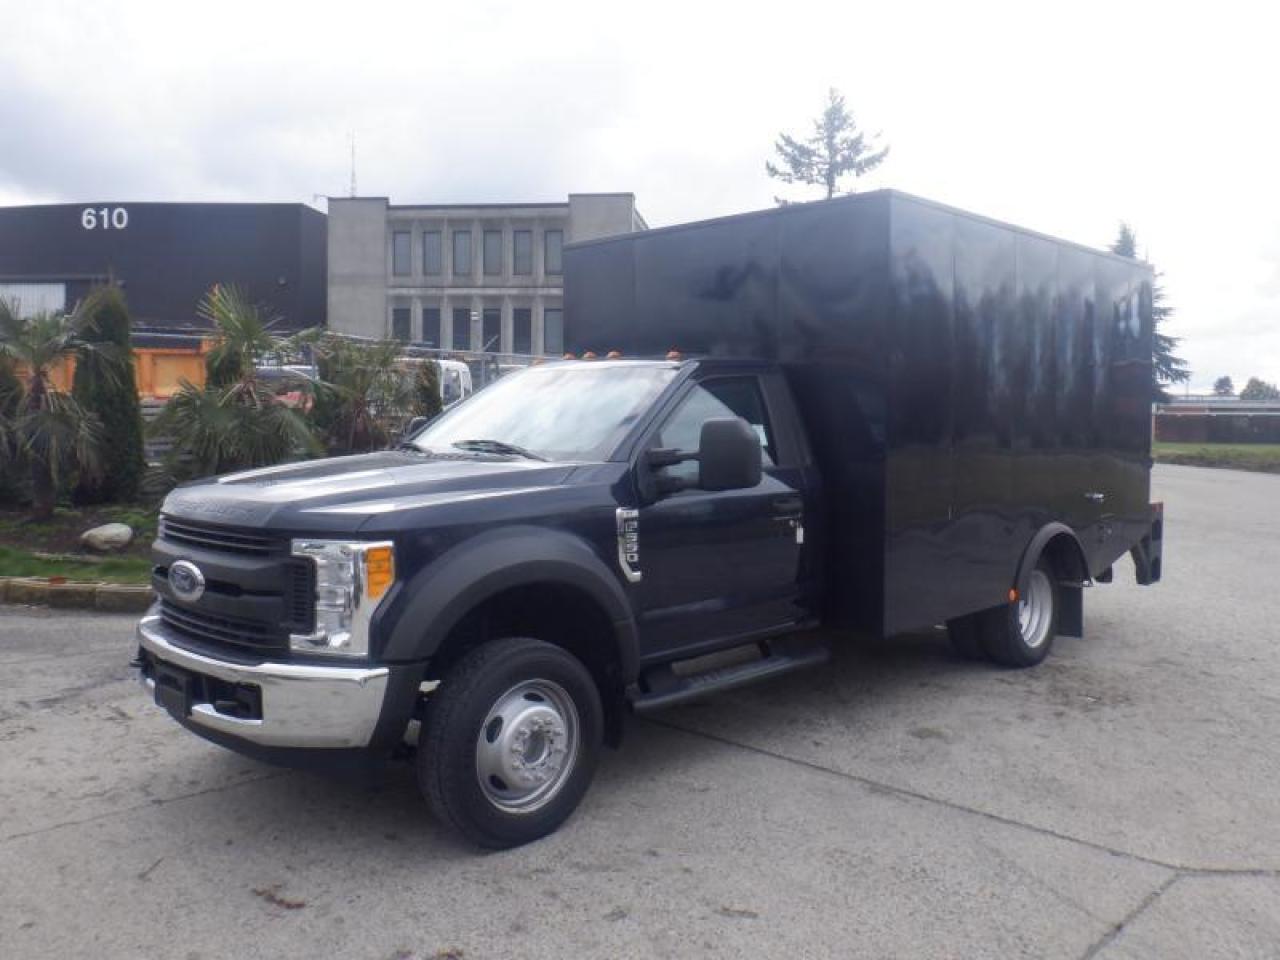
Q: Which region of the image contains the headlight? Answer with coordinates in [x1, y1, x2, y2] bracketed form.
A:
[289, 539, 396, 658]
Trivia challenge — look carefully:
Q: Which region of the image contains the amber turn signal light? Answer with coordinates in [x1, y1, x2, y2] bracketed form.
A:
[364, 546, 395, 600]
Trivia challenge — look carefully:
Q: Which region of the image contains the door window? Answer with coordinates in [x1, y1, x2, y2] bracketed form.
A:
[654, 378, 775, 483]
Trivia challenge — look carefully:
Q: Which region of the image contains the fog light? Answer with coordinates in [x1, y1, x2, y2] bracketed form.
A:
[289, 540, 396, 657]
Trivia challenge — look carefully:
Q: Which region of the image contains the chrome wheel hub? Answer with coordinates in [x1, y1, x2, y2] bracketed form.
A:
[476, 679, 579, 813]
[1018, 569, 1054, 649]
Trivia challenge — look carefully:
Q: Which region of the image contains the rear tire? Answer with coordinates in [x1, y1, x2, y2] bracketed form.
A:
[417, 637, 603, 849]
[981, 557, 1059, 667]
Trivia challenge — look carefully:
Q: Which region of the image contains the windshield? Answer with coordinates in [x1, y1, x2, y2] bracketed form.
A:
[408, 364, 678, 462]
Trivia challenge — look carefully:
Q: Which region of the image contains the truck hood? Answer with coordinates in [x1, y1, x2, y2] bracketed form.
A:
[161, 451, 581, 532]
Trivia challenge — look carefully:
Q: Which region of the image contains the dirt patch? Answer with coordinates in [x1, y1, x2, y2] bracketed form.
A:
[251, 884, 306, 910]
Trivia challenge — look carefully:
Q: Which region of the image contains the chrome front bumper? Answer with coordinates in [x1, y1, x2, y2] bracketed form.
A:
[136, 612, 390, 749]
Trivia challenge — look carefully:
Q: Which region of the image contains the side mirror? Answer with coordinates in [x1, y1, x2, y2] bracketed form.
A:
[405, 416, 430, 436]
[698, 417, 762, 491]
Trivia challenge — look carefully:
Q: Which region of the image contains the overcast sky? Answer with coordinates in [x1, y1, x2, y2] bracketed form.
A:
[2, 0, 1275, 390]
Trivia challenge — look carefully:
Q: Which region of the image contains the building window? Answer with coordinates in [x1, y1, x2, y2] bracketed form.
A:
[422, 231, 442, 276]
[391, 307, 411, 342]
[453, 230, 472, 276]
[544, 230, 563, 276]
[392, 231, 411, 276]
[482, 308, 501, 352]
[452, 307, 472, 350]
[483, 230, 503, 276]
[513, 230, 533, 275]
[422, 307, 441, 347]
[513, 307, 532, 354]
[544, 307, 564, 355]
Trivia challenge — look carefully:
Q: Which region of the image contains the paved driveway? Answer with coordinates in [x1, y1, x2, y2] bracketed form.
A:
[2, 465, 1278, 958]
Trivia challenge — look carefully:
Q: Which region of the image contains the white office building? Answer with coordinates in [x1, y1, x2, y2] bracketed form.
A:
[326, 193, 646, 355]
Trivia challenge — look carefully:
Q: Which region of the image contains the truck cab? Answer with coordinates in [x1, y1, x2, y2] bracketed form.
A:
[138, 358, 826, 847]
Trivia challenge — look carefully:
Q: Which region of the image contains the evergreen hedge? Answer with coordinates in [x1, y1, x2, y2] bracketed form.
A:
[72, 286, 146, 503]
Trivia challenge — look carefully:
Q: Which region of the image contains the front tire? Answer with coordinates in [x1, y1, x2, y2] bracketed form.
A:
[417, 637, 603, 849]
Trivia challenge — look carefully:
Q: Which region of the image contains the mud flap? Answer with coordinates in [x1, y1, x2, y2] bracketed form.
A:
[1131, 502, 1164, 586]
[1058, 584, 1084, 639]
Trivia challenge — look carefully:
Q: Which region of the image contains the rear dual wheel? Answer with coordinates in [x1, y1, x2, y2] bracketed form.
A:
[947, 557, 1059, 667]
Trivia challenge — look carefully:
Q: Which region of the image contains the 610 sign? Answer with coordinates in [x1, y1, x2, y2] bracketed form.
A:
[81, 207, 128, 230]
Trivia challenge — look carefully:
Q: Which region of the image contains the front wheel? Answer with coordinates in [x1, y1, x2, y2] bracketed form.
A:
[417, 637, 604, 849]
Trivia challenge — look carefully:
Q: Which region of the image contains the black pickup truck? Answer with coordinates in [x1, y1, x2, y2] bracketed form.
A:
[137, 191, 1163, 848]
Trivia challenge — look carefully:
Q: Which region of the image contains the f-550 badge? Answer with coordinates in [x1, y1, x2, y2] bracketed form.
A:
[615, 508, 642, 583]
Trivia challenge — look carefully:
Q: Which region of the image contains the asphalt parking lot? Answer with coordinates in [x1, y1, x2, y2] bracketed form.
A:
[2, 463, 1278, 959]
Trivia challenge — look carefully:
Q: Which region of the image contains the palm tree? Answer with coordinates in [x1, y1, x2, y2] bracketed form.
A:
[151, 285, 319, 480]
[0, 297, 116, 519]
[200, 283, 282, 387]
[309, 334, 426, 454]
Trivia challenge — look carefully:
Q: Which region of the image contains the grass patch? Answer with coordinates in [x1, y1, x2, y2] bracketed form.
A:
[0, 504, 157, 556]
[1154, 442, 1280, 474]
[0, 504, 157, 586]
[0, 544, 154, 585]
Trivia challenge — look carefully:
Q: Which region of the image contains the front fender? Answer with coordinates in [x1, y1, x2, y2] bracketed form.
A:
[376, 526, 639, 680]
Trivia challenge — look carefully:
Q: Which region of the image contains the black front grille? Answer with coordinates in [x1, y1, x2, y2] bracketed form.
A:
[159, 599, 288, 654]
[157, 516, 315, 657]
[159, 517, 279, 556]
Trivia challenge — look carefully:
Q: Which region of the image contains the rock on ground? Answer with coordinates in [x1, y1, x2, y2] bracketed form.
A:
[79, 523, 133, 552]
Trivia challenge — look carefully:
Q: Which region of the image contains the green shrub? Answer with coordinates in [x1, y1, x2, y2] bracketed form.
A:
[0, 355, 27, 506]
[149, 285, 319, 482]
[72, 286, 146, 503]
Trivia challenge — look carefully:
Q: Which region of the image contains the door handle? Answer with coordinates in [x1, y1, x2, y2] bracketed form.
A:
[772, 495, 804, 516]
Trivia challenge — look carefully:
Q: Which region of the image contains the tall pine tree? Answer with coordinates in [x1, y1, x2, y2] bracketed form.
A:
[1109, 222, 1190, 402]
[767, 89, 888, 203]
[72, 285, 146, 503]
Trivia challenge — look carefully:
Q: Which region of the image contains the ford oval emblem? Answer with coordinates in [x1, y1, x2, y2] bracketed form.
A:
[168, 560, 206, 603]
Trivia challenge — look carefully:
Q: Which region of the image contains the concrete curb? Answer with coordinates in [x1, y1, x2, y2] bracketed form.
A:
[0, 577, 153, 613]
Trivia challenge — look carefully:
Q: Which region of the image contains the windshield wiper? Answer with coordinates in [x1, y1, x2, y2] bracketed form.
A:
[452, 439, 547, 461]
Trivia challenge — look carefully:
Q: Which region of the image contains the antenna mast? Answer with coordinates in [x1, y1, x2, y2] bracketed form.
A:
[348, 133, 357, 197]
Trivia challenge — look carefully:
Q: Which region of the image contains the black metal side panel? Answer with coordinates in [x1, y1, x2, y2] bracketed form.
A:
[563, 236, 637, 354]
[949, 215, 1019, 616]
[1053, 244, 1110, 560]
[1007, 231, 1063, 582]
[776, 196, 891, 635]
[881, 196, 956, 634]
[1089, 255, 1155, 571]
[631, 213, 779, 358]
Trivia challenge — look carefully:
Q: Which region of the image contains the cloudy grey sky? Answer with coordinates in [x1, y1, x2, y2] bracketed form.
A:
[2, 0, 1274, 390]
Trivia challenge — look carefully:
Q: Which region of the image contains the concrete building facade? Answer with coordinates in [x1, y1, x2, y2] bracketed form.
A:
[326, 193, 646, 355]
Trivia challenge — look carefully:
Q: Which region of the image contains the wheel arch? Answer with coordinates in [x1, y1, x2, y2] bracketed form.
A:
[379, 527, 638, 743]
[1015, 522, 1090, 639]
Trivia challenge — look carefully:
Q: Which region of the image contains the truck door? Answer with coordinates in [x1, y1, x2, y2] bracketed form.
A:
[634, 375, 809, 659]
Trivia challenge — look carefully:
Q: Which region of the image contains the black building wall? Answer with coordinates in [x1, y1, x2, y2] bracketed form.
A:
[0, 202, 326, 331]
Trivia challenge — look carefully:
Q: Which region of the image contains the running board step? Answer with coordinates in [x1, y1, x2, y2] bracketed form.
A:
[631, 636, 831, 713]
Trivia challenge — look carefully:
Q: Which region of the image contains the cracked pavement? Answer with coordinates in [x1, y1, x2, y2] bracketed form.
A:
[1, 464, 1278, 958]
